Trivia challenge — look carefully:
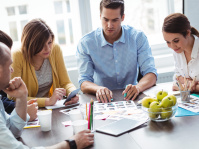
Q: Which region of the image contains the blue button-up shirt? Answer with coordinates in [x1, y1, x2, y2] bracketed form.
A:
[76, 25, 157, 90]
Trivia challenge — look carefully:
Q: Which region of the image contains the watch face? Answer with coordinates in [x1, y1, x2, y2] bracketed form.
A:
[66, 139, 77, 149]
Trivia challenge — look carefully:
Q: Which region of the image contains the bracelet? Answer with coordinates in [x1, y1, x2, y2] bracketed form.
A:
[65, 139, 77, 149]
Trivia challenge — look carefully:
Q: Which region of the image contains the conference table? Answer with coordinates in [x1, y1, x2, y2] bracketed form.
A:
[20, 83, 199, 149]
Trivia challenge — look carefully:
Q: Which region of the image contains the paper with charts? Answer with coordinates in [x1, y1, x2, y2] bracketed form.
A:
[93, 100, 148, 121]
[178, 95, 199, 113]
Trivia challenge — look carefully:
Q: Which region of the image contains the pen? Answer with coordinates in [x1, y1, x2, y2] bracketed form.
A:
[29, 99, 37, 104]
[124, 85, 128, 98]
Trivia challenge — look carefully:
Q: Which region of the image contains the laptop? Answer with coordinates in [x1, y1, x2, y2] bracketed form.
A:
[96, 118, 147, 137]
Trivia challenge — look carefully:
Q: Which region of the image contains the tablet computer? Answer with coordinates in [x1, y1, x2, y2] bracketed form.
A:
[63, 88, 80, 105]
[96, 118, 147, 136]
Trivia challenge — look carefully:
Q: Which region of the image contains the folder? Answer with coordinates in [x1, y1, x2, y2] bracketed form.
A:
[175, 107, 199, 117]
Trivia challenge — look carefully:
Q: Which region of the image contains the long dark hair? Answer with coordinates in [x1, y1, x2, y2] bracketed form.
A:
[162, 13, 199, 38]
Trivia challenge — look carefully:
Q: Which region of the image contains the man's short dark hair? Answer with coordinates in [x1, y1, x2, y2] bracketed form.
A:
[0, 30, 13, 49]
[100, 0, 124, 17]
[0, 43, 10, 66]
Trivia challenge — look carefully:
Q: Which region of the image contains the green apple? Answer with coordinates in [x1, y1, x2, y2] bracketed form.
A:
[148, 101, 161, 119]
[160, 96, 173, 108]
[160, 108, 173, 119]
[168, 94, 177, 106]
[142, 97, 157, 108]
[156, 90, 168, 102]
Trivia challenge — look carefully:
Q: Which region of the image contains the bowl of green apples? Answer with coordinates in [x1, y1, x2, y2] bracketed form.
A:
[141, 90, 178, 122]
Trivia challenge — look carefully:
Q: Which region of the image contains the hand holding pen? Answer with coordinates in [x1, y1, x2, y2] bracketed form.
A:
[27, 99, 38, 122]
[122, 84, 140, 101]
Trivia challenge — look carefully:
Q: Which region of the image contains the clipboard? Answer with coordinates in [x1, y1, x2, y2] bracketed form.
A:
[63, 88, 80, 105]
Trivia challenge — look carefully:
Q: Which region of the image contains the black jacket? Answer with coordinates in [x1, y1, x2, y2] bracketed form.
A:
[0, 90, 15, 114]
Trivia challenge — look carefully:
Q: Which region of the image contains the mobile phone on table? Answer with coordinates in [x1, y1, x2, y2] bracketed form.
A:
[63, 88, 80, 105]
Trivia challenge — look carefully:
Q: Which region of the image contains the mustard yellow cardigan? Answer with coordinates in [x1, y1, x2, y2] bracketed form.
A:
[10, 44, 76, 107]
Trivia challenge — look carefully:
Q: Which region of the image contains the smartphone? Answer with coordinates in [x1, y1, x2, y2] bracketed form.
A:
[63, 88, 80, 105]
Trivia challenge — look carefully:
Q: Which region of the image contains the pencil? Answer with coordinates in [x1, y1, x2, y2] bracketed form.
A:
[90, 98, 94, 130]
[88, 103, 91, 129]
[176, 75, 184, 91]
[86, 103, 88, 120]
[189, 76, 196, 91]
[183, 75, 187, 91]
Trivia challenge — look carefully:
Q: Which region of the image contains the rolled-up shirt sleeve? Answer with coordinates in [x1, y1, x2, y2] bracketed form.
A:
[5, 109, 29, 138]
[0, 112, 44, 149]
[137, 32, 158, 78]
[76, 41, 95, 87]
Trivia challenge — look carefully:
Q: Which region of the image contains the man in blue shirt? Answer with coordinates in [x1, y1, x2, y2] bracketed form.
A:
[0, 42, 94, 149]
[76, 0, 157, 103]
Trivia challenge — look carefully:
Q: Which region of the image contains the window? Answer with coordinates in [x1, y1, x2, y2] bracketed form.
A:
[68, 18, 74, 44]
[18, 5, 27, 14]
[0, 0, 183, 73]
[21, 20, 28, 31]
[56, 20, 66, 44]
[66, 0, 71, 13]
[90, 0, 183, 46]
[54, 1, 63, 14]
[9, 22, 18, 41]
[6, 7, 15, 16]
[0, 0, 81, 58]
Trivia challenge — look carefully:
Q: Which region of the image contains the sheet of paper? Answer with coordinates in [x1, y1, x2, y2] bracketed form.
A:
[24, 118, 40, 129]
[93, 100, 136, 113]
[45, 100, 79, 109]
[178, 95, 199, 113]
[93, 101, 148, 121]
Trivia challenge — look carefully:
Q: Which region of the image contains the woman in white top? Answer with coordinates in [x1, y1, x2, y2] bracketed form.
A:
[162, 13, 199, 92]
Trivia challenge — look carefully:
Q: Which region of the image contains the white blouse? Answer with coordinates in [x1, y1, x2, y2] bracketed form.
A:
[173, 35, 199, 81]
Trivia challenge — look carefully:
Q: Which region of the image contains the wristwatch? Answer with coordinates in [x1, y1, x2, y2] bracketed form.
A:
[65, 139, 77, 149]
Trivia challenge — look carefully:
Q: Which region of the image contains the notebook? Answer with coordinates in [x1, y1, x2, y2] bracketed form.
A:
[96, 118, 147, 136]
